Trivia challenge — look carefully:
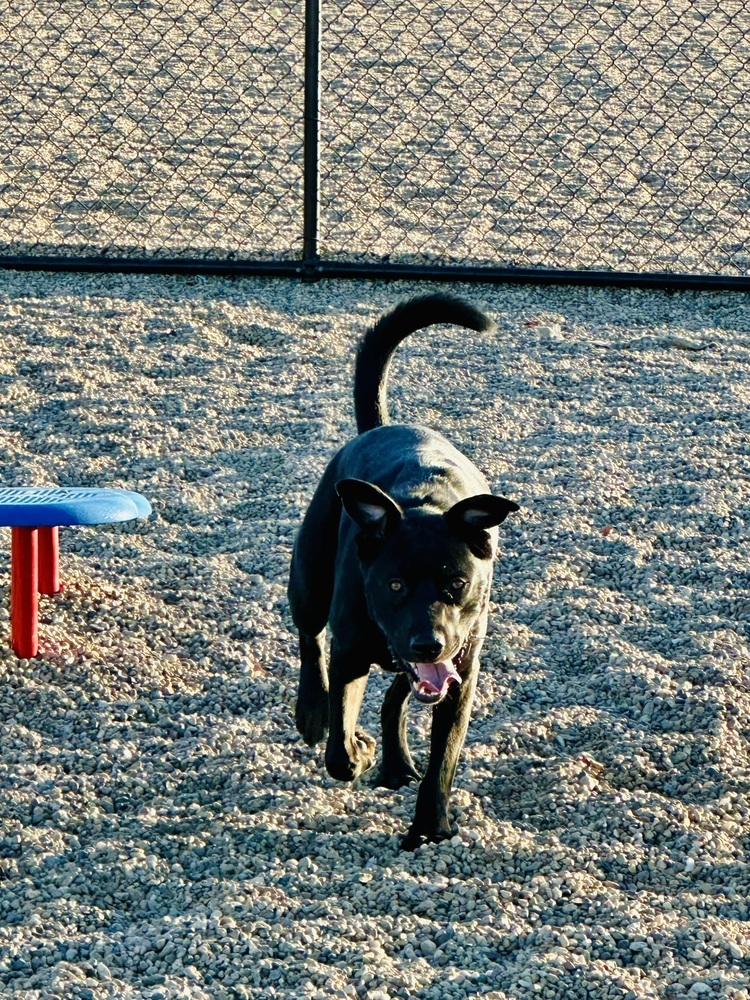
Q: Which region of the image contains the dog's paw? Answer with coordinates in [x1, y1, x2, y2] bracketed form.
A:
[376, 760, 421, 790]
[351, 729, 377, 778]
[295, 692, 329, 746]
[400, 818, 456, 851]
[325, 729, 376, 782]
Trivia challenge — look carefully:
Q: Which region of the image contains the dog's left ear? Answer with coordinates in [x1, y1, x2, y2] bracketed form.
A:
[445, 494, 519, 531]
[336, 479, 403, 537]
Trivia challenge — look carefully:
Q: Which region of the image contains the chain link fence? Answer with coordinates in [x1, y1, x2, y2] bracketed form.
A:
[320, 0, 750, 276]
[0, 0, 305, 261]
[1, 0, 748, 278]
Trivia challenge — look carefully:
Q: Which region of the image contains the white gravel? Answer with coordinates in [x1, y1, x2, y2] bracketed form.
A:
[1, 268, 750, 999]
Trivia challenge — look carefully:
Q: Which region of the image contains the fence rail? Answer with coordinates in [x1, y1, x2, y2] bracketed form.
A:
[1, 0, 749, 289]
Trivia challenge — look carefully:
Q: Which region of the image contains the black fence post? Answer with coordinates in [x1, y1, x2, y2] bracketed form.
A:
[302, 0, 321, 279]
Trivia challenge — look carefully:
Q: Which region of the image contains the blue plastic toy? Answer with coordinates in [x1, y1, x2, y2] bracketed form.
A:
[0, 487, 152, 657]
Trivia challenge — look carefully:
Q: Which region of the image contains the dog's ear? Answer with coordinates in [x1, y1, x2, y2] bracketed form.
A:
[336, 479, 403, 537]
[445, 495, 518, 559]
[445, 494, 519, 531]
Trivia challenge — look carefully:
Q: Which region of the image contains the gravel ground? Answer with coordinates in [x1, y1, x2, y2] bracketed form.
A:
[1, 268, 749, 998]
[1, 1, 749, 272]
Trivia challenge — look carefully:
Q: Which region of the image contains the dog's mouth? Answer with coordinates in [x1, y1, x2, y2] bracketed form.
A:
[390, 641, 470, 705]
[406, 659, 462, 704]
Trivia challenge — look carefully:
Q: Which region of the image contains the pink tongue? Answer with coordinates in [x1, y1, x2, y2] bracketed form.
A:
[413, 660, 462, 697]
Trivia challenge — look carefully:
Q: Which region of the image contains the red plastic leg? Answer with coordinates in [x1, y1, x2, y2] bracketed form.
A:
[39, 526, 60, 595]
[11, 526, 39, 658]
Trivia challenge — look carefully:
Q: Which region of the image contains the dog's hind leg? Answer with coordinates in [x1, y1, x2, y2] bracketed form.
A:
[378, 673, 421, 789]
[294, 631, 329, 745]
[289, 556, 332, 745]
[401, 653, 480, 850]
[288, 473, 341, 746]
[324, 644, 376, 782]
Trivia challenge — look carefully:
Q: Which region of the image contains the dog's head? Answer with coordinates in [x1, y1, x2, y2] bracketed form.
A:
[337, 478, 518, 705]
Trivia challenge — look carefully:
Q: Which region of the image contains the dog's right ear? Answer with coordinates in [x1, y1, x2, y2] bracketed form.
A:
[336, 479, 403, 537]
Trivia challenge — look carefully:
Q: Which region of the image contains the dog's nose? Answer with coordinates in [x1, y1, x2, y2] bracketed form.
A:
[410, 638, 443, 662]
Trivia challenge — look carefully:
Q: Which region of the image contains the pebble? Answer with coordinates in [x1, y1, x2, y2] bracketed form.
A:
[664, 335, 709, 351]
[538, 323, 565, 342]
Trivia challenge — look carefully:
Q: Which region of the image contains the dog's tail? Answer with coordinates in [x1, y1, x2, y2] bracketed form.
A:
[354, 293, 494, 434]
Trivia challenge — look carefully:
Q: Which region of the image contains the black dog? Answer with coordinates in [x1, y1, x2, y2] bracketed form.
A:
[288, 294, 518, 848]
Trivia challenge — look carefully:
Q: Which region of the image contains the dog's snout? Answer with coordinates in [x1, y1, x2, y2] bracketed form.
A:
[409, 637, 444, 662]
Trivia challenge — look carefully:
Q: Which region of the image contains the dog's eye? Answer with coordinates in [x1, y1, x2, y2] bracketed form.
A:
[388, 579, 404, 592]
[450, 579, 467, 592]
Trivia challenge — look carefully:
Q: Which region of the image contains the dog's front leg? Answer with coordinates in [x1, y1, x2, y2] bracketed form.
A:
[401, 655, 480, 850]
[324, 644, 376, 782]
[378, 672, 421, 789]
